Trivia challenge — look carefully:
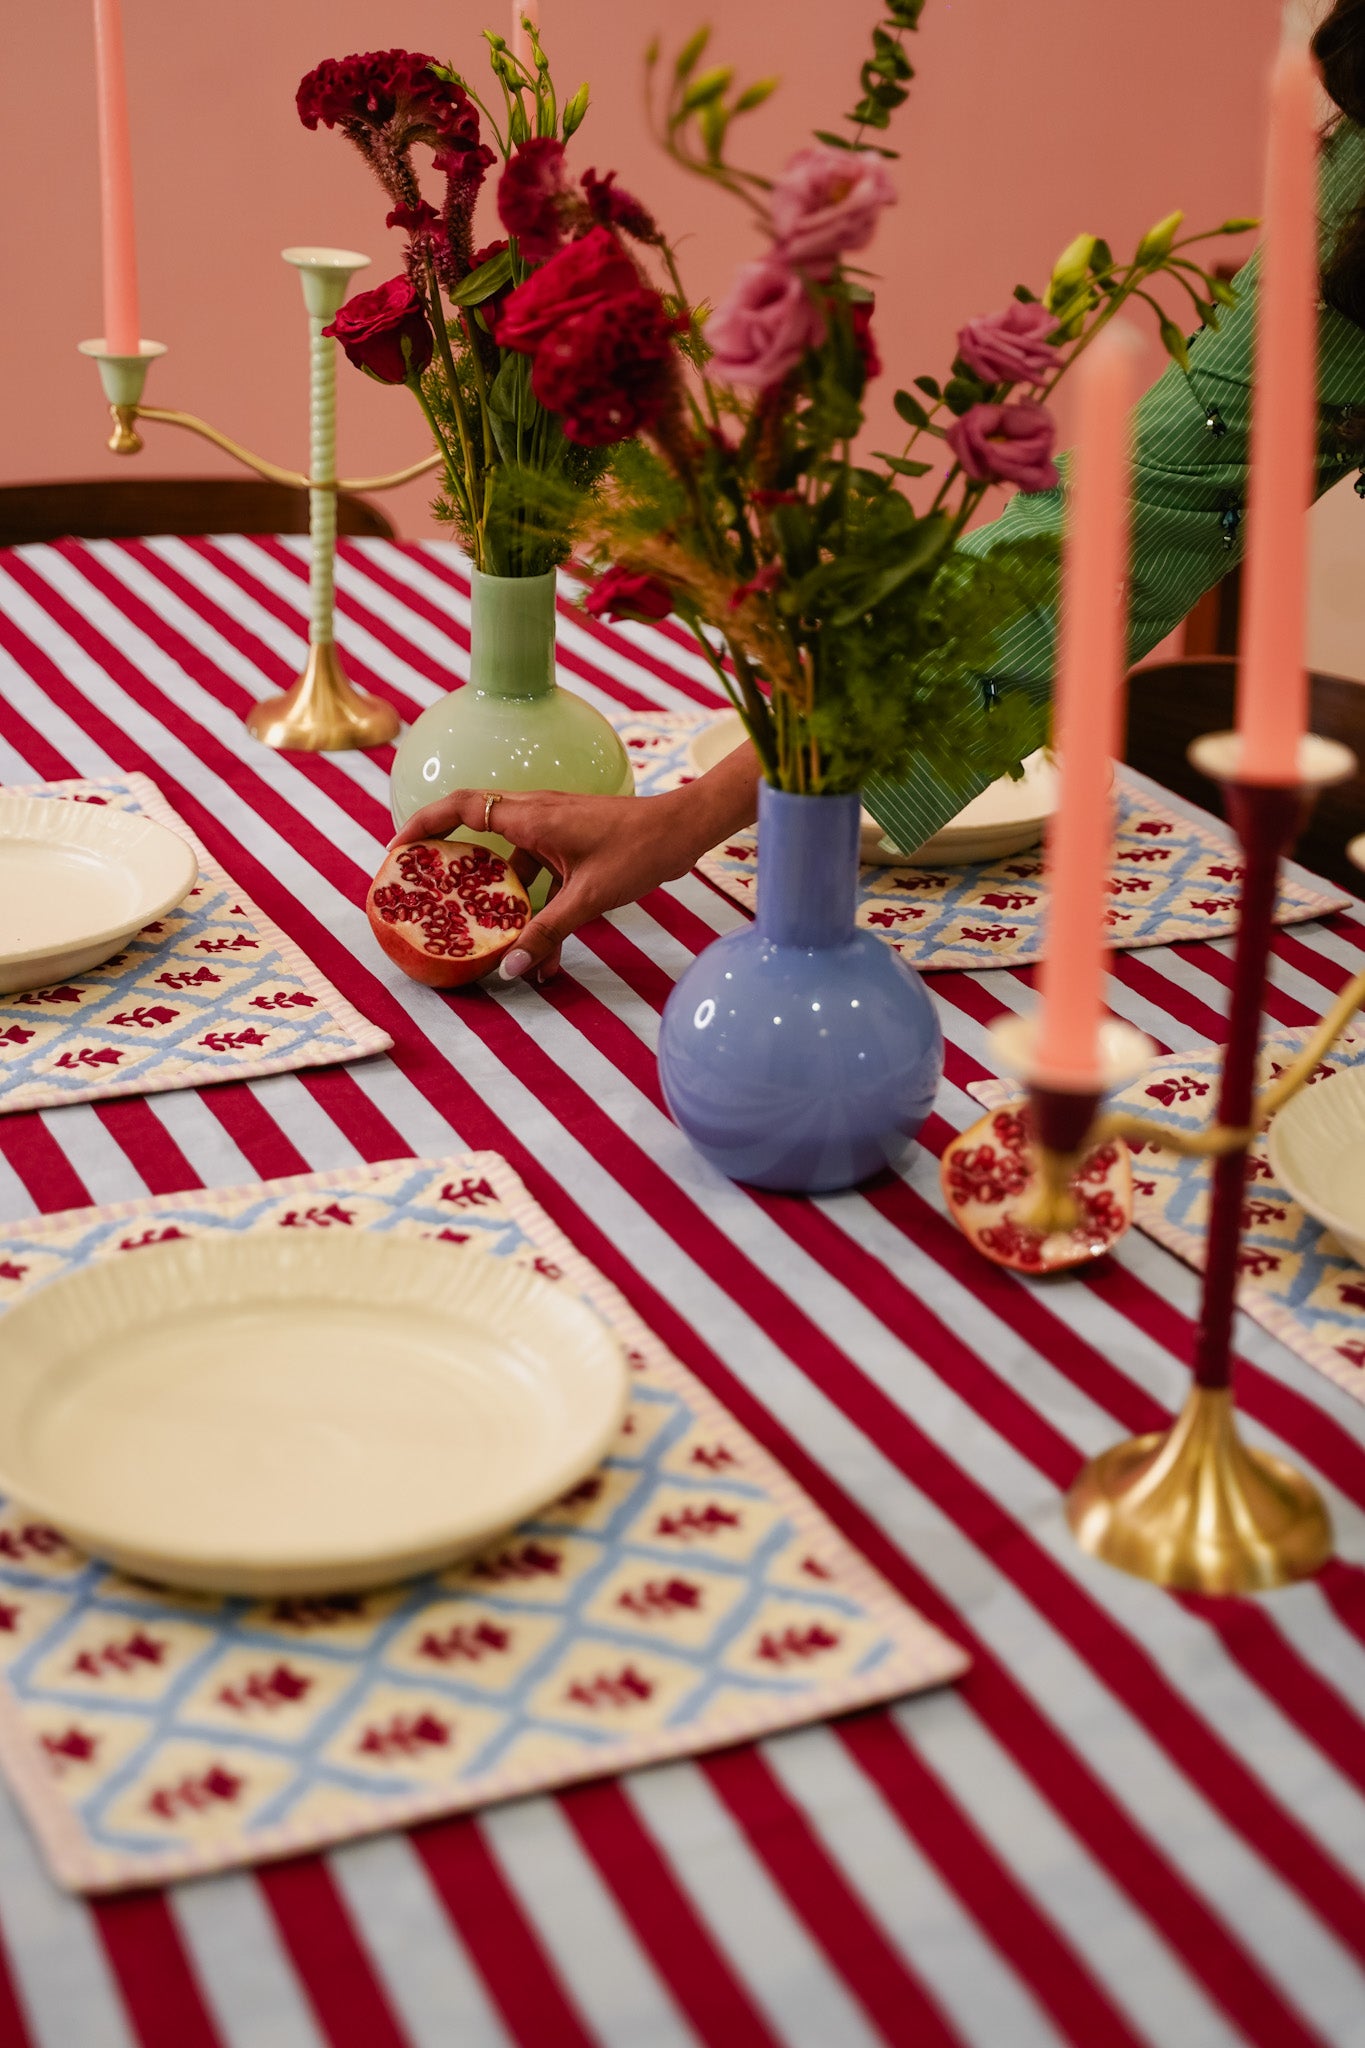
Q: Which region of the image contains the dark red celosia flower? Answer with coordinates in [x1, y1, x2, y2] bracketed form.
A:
[297, 50, 477, 150]
[750, 488, 803, 508]
[580, 168, 659, 244]
[850, 299, 881, 381]
[584, 567, 674, 623]
[324, 276, 434, 384]
[387, 199, 441, 236]
[497, 138, 572, 264]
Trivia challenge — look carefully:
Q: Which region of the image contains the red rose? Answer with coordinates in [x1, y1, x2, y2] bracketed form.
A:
[498, 138, 571, 264]
[529, 292, 677, 445]
[495, 225, 641, 350]
[324, 277, 434, 385]
[580, 168, 659, 244]
[584, 568, 673, 623]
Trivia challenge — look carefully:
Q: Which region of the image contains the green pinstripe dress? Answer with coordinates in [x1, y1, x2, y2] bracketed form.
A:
[862, 119, 1365, 856]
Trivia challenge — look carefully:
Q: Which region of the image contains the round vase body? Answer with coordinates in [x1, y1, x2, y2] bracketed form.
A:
[389, 568, 634, 866]
[657, 786, 944, 1193]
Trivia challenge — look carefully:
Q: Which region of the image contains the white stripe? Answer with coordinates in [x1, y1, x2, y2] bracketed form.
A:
[170, 1870, 328, 2048]
[328, 1833, 513, 2048]
[479, 1798, 699, 2048]
[625, 1761, 888, 2048]
[890, 1695, 1247, 2048]
[37, 1106, 145, 1207]
[0, 1782, 135, 2048]
[759, 1722, 1070, 2048]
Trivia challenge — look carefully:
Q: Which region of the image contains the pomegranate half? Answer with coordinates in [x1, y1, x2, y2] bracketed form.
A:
[366, 838, 532, 989]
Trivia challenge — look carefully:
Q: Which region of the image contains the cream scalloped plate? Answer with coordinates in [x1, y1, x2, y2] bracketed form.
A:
[1268, 1066, 1365, 1268]
[0, 1235, 630, 1596]
[686, 711, 1057, 866]
[0, 795, 198, 994]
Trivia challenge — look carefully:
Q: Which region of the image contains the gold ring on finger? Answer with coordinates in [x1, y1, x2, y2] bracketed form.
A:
[482, 791, 498, 834]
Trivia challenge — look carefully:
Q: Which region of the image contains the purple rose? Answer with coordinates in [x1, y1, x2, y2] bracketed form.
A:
[956, 301, 1062, 387]
[768, 144, 896, 271]
[946, 401, 1059, 492]
[706, 260, 827, 389]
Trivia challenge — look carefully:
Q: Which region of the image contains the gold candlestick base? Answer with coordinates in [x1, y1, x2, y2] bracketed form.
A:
[245, 642, 400, 753]
[1066, 1385, 1333, 1594]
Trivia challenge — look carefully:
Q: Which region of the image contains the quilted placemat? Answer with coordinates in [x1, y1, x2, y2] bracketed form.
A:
[0, 1154, 966, 1891]
[968, 1031, 1365, 1401]
[0, 775, 389, 1113]
[618, 710, 1348, 972]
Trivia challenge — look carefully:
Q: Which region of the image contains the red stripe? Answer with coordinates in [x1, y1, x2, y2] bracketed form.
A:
[412, 1818, 596, 2048]
[0, 1113, 93, 1213]
[94, 1096, 198, 1198]
[201, 1083, 312, 1182]
[257, 1859, 413, 2048]
[839, 1711, 1150, 2048]
[93, 1891, 224, 2048]
[560, 1776, 786, 2048]
[0, 1927, 36, 2048]
[702, 1745, 967, 2047]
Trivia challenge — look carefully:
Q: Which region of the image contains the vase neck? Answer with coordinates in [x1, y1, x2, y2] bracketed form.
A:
[468, 567, 557, 699]
[755, 785, 861, 947]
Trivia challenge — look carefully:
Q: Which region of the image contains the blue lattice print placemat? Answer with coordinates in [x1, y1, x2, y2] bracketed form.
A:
[970, 1031, 1365, 1401]
[0, 774, 390, 1114]
[0, 1154, 965, 1891]
[616, 711, 1348, 971]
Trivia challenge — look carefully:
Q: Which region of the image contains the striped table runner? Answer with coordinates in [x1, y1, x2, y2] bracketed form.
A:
[0, 532, 1363, 2048]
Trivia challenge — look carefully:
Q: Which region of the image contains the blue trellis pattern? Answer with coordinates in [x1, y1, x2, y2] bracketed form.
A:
[969, 1031, 1365, 1402]
[0, 1154, 965, 1892]
[0, 774, 389, 1114]
[614, 711, 1348, 972]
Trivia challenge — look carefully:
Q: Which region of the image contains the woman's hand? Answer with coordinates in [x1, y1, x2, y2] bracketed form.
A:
[389, 740, 761, 982]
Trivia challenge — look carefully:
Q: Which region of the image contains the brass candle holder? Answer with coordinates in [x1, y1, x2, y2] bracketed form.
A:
[79, 248, 441, 754]
[983, 729, 1360, 1595]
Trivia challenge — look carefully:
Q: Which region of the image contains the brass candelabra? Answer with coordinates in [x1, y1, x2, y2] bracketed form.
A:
[990, 728, 1359, 1595]
[80, 248, 441, 754]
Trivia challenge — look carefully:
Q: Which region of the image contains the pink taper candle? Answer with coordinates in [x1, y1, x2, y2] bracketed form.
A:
[92, 0, 140, 357]
[1236, 21, 1320, 784]
[513, 0, 539, 67]
[1034, 321, 1140, 1089]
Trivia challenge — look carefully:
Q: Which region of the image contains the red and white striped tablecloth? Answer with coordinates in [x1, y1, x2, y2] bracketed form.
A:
[1, 532, 1364, 2048]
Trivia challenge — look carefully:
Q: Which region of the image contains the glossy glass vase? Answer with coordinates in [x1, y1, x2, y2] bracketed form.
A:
[657, 784, 944, 1193]
[389, 568, 634, 860]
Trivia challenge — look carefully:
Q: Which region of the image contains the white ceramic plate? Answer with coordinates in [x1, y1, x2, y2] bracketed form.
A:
[1268, 1065, 1365, 1267]
[686, 712, 1057, 867]
[0, 1234, 630, 1596]
[0, 796, 197, 994]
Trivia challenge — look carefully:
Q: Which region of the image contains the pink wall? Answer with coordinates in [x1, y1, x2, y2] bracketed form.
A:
[6, 0, 1281, 539]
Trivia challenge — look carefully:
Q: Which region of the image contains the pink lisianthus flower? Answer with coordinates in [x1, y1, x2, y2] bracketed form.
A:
[946, 401, 1059, 492]
[768, 144, 896, 271]
[706, 260, 827, 388]
[956, 301, 1061, 387]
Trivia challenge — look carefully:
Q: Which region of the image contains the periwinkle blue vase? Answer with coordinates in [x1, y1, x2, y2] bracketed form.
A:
[657, 784, 944, 1193]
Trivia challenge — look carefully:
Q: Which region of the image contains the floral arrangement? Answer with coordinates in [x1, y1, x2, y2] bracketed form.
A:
[297, 33, 677, 577]
[303, 10, 1251, 796]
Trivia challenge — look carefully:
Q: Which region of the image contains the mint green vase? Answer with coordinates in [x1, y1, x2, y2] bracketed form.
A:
[389, 569, 634, 865]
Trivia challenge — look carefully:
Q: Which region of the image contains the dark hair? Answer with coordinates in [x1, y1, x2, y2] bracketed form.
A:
[1315, 0, 1365, 325]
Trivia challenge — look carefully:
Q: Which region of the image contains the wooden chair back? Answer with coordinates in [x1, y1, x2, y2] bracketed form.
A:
[0, 478, 395, 548]
[1125, 655, 1365, 893]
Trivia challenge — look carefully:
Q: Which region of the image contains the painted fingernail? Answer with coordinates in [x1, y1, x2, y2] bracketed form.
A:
[499, 949, 534, 982]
